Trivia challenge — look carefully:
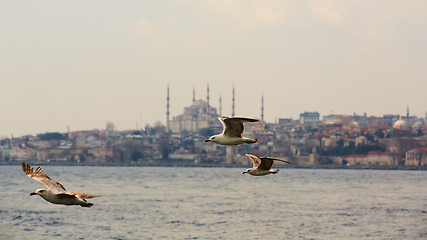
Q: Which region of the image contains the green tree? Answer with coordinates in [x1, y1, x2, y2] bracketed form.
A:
[78, 153, 86, 162]
[38, 132, 65, 140]
[363, 133, 375, 142]
[131, 151, 144, 161]
[354, 145, 385, 154]
[157, 139, 169, 160]
[374, 131, 385, 139]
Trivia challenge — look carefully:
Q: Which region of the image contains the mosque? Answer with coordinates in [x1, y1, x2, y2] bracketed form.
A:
[166, 85, 229, 134]
[392, 106, 425, 131]
[166, 85, 265, 134]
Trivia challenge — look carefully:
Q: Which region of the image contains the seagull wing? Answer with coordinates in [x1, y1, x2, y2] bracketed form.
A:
[258, 158, 275, 170]
[221, 117, 259, 137]
[246, 153, 262, 168]
[260, 157, 293, 168]
[56, 193, 78, 201]
[22, 162, 66, 191]
[66, 191, 101, 199]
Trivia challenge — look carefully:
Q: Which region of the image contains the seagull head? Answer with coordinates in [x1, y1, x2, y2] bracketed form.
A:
[205, 135, 219, 143]
[242, 169, 252, 174]
[30, 189, 47, 196]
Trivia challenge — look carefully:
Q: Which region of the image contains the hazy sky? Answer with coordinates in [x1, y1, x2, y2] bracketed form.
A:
[1, 0, 427, 137]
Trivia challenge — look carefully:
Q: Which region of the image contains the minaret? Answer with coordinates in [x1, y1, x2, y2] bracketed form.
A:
[407, 105, 409, 118]
[193, 86, 195, 102]
[226, 87, 235, 164]
[226, 86, 235, 164]
[232, 86, 235, 117]
[219, 95, 222, 117]
[206, 84, 210, 127]
[166, 85, 170, 132]
[206, 83, 210, 107]
[261, 94, 264, 122]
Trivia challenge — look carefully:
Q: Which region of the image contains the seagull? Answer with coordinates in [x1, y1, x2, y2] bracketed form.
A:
[243, 153, 292, 176]
[22, 162, 100, 207]
[205, 116, 259, 145]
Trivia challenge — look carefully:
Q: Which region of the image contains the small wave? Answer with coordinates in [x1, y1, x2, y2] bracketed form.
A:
[342, 222, 357, 227]
[44, 219, 67, 227]
[95, 226, 111, 231]
[213, 221, 227, 225]
[169, 220, 182, 224]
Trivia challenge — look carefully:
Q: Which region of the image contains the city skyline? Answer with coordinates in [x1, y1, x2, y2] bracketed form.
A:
[1, 1, 427, 137]
[2, 87, 425, 139]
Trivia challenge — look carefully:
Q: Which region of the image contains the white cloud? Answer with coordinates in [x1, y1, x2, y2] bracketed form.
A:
[131, 18, 205, 49]
[359, 18, 382, 39]
[351, 18, 385, 40]
[132, 18, 177, 36]
[352, 46, 374, 56]
[308, 1, 397, 42]
[130, 18, 177, 48]
[180, 33, 205, 48]
[131, 19, 158, 36]
[311, 0, 344, 23]
[180, 0, 295, 28]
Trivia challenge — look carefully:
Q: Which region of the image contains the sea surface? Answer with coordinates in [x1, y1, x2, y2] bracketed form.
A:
[0, 165, 426, 240]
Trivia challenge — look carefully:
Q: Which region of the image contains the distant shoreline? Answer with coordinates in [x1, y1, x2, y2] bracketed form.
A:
[1, 161, 427, 171]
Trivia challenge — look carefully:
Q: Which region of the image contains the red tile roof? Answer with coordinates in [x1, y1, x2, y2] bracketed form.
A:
[367, 151, 381, 154]
[368, 151, 401, 156]
[415, 147, 427, 152]
[347, 155, 367, 158]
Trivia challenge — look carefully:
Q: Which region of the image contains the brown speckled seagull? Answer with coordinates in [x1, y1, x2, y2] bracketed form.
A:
[243, 153, 292, 176]
[22, 162, 100, 207]
[205, 116, 259, 145]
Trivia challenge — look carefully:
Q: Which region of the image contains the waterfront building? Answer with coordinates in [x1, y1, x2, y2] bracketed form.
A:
[299, 112, 320, 124]
[405, 147, 427, 166]
[366, 151, 401, 166]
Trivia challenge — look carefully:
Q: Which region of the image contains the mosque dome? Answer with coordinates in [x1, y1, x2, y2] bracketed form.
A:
[190, 99, 208, 109]
[352, 121, 360, 129]
[345, 120, 360, 129]
[393, 118, 408, 129]
[412, 121, 425, 130]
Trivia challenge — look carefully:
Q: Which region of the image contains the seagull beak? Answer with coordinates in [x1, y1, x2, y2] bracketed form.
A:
[204, 139, 210, 142]
[30, 192, 36, 196]
[242, 172, 246, 174]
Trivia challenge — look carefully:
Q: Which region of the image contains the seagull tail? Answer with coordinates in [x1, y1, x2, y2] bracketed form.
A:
[82, 194, 101, 199]
[69, 192, 101, 199]
[248, 139, 259, 144]
[271, 169, 280, 174]
[80, 202, 94, 208]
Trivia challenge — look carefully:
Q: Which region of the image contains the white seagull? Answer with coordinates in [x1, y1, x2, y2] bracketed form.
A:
[205, 116, 259, 145]
[22, 162, 100, 207]
[243, 153, 292, 176]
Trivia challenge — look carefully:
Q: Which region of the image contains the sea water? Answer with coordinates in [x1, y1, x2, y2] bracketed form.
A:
[0, 165, 426, 239]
